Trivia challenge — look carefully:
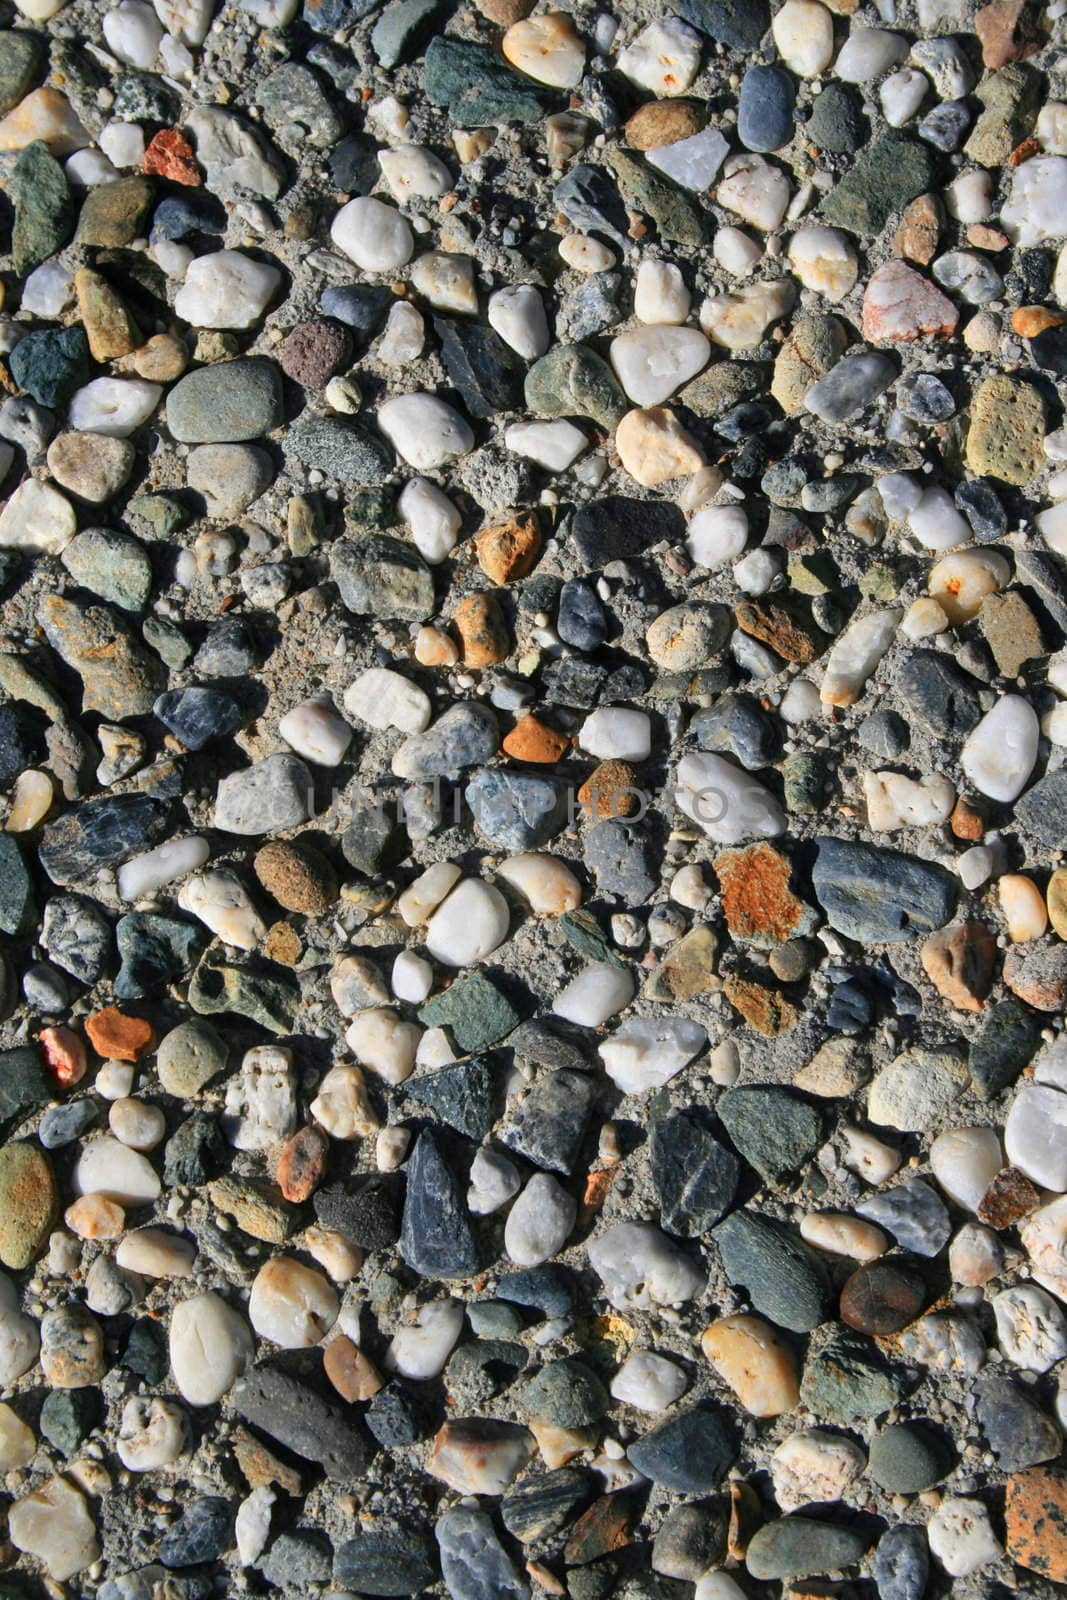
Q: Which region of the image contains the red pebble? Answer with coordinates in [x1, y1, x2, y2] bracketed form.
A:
[38, 1025, 87, 1087]
[143, 128, 202, 186]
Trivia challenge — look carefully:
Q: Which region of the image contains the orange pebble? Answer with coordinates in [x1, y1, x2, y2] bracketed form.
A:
[65, 1194, 125, 1240]
[38, 1026, 87, 1087]
[501, 714, 570, 764]
[143, 128, 202, 185]
[1011, 306, 1065, 339]
[85, 1007, 155, 1063]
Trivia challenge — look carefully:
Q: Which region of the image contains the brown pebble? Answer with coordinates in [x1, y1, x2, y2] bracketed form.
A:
[577, 760, 641, 819]
[129, 332, 188, 382]
[453, 591, 510, 667]
[723, 977, 799, 1036]
[1003, 942, 1067, 1011]
[950, 794, 985, 841]
[734, 598, 820, 664]
[975, 0, 1044, 67]
[839, 1259, 926, 1335]
[502, 714, 570, 764]
[232, 1424, 303, 1494]
[254, 840, 338, 915]
[323, 1334, 385, 1402]
[625, 99, 706, 150]
[474, 0, 533, 21]
[85, 1006, 155, 1062]
[279, 318, 350, 388]
[474, 511, 542, 586]
[276, 1125, 328, 1203]
[714, 842, 814, 946]
[893, 193, 942, 266]
[563, 1494, 634, 1566]
[920, 922, 996, 1012]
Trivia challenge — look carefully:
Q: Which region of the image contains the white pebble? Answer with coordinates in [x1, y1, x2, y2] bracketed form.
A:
[117, 836, 209, 901]
[772, 0, 834, 75]
[346, 1008, 421, 1086]
[392, 949, 433, 1003]
[398, 476, 462, 563]
[1005, 1083, 1067, 1191]
[379, 392, 474, 470]
[487, 284, 550, 359]
[424, 878, 510, 966]
[178, 869, 266, 951]
[686, 503, 748, 567]
[174, 250, 281, 329]
[344, 667, 431, 734]
[74, 1136, 160, 1206]
[713, 226, 762, 276]
[930, 1126, 1003, 1211]
[68, 378, 162, 437]
[554, 963, 634, 1026]
[467, 1147, 521, 1215]
[331, 195, 414, 271]
[109, 1097, 166, 1152]
[675, 751, 786, 844]
[379, 145, 451, 200]
[992, 1284, 1067, 1372]
[249, 1255, 338, 1348]
[617, 17, 702, 97]
[610, 1350, 688, 1411]
[634, 260, 690, 325]
[598, 1016, 706, 1094]
[579, 707, 651, 760]
[961, 695, 1039, 803]
[504, 1173, 576, 1266]
[880, 67, 928, 125]
[387, 1298, 464, 1378]
[223, 1044, 297, 1151]
[278, 693, 352, 766]
[505, 419, 587, 472]
[835, 27, 908, 82]
[169, 1292, 253, 1406]
[588, 1220, 705, 1310]
[611, 326, 709, 406]
[927, 1499, 1002, 1578]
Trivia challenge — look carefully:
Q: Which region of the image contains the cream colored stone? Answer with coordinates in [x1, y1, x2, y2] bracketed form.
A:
[496, 853, 582, 915]
[701, 1314, 799, 1416]
[616, 406, 704, 486]
[999, 874, 1048, 941]
[309, 1063, 381, 1139]
[503, 13, 586, 88]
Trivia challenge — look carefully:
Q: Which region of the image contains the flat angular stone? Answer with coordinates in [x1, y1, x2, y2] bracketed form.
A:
[713, 1211, 833, 1332]
[716, 1088, 822, 1184]
[500, 1069, 595, 1175]
[626, 1406, 737, 1494]
[232, 1364, 369, 1480]
[649, 1111, 739, 1235]
[812, 837, 957, 943]
[399, 1129, 478, 1279]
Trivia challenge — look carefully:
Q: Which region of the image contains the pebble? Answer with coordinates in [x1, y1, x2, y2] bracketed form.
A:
[331, 196, 414, 271]
[701, 1313, 798, 1415]
[771, 1428, 867, 1512]
[927, 1498, 1002, 1577]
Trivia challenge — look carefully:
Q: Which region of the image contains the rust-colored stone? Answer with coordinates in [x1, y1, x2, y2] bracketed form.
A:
[1005, 1467, 1067, 1583]
[714, 842, 812, 946]
[839, 1259, 925, 1336]
[85, 1006, 155, 1062]
[1012, 306, 1064, 338]
[454, 591, 510, 667]
[734, 598, 820, 664]
[976, 0, 1043, 67]
[949, 794, 985, 841]
[893, 193, 942, 266]
[723, 977, 798, 1036]
[143, 127, 202, 184]
[232, 1424, 303, 1494]
[502, 714, 570, 764]
[563, 1493, 634, 1566]
[323, 1334, 385, 1401]
[577, 760, 641, 819]
[920, 922, 997, 1012]
[474, 511, 542, 585]
[276, 1125, 328, 1203]
[977, 1165, 1042, 1229]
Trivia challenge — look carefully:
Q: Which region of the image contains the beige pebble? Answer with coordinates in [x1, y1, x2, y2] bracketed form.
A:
[5, 770, 54, 832]
[800, 1212, 888, 1262]
[249, 1255, 339, 1348]
[310, 1063, 381, 1139]
[929, 549, 1010, 624]
[616, 406, 704, 487]
[841, 1123, 902, 1184]
[8, 1477, 99, 1582]
[109, 1097, 166, 1151]
[503, 12, 586, 88]
[771, 1428, 867, 1513]
[303, 1226, 364, 1283]
[559, 234, 615, 273]
[700, 1313, 799, 1416]
[115, 1227, 196, 1279]
[496, 853, 582, 915]
[999, 873, 1048, 941]
[0, 1400, 35, 1469]
[64, 1194, 125, 1240]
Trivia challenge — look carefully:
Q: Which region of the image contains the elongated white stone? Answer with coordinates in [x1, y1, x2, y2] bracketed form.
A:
[1005, 1084, 1067, 1191]
[68, 378, 162, 437]
[930, 1127, 1003, 1211]
[554, 964, 634, 1026]
[504, 1173, 576, 1266]
[820, 608, 902, 707]
[425, 878, 510, 966]
[496, 853, 581, 915]
[169, 1291, 253, 1405]
[344, 668, 431, 734]
[379, 393, 474, 470]
[961, 695, 1039, 803]
[74, 1136, 160, 1206]
[179, 869, 266, 951]
[505, 420, 587, 471]
[399, 476, 462, 563]
[118, 836, 210, 901]
[675, 751, 786, 844]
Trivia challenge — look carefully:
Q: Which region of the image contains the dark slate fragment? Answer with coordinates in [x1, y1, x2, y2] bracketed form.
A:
[649, 1111, 739, 1236]
[716, 1087, 822, 1185]
[114, 911, 204, 999]
[0, 1046, 50, 1125]
[969, 998, 1041, 1099]
[557, 578, 607, 652]
[333, 1527, 437, 1597]
[812, 837, 957, 943]
[164, 1111, 226, 1188]
[158, 1497, 233, 1569]
[39, 1100, 98, 1149]
[713, 1211, 833, 1332]
[955, 478, 1006, 542]
[585, 820, 657, 902]
[320, 282, 392, 336]
[496, 1265, 574, 1319]
[738, 65, 795, 152]
[502, 1468, 593, 1543]
[424, 36, 556, 124]
[676, 0, 768, 49]
[691, 693, 780, 770]
[820, 131, 937, 234]
[327, 132, 381, 194]
[500, 1069, 595, 1175]
[418, 972, 521, 1054]
[571, 497, 683, 567]
[0, 835, 35, 936]
[872, 1524, 929, 1600]
[1016, 548, 1067, 632]
[314, 1176, 401, 1250]
[153, 687, 243, 750]
[39, 794, 170, 887]
[800, 1329, 908, 1424]
[151, 191, 227, 242]
[366, 1381, 435, 1446]
[398, 1129, 478, 1279]
[232, 1364, 370, 1480]
[554, 164, 629, 244]
[976, 1373, 1064, 1469]
[626, 1406, 737, 1494]
[1014, 766, 1067, 848]
[466, 768, 569, 850]
[896, 651, 982, 736]
[371, 0, 450, 69]
[806, 82, 866, 154]
[434, 317, 525, 420]
[406, 1057, 499, 1141]
[507, 1021, 588, 1074]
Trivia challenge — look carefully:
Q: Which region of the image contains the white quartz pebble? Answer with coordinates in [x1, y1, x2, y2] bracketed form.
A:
[716, 154, 792, 231]
[346, 1008, 421, 1085]
[734, 548, 780, 596]
[957, 845, 994, 890]
[1002, 155, 1067, 246]
[21, 261, 74, 317]
[222, 1045, 297, 1150]
[344, 667, 431, 734]
[700, 280, 795, 349]
[1038, 101, 1067, 153]
[610, 326, 709, 406]
[153, 0, 215, 45]
[781, 678, 822, 724]
[675, 751, 786, 844]
[278, 694, 352, 766]
[505, 419, 587, 471]
[110, 1097, 167, 1152]
[174, 250, 280, 329]
[992, 1284, 1067, 1372]
[713, 226, 763, 276]
[169, 1292, 253, 1405]
[504, 1173, 576, 1266]
[331, 196, 414, 270]
[379, 393, 474, 470]
[235, 1487, 275, 1569]
[496, 853, 581, 916]
[588, 1220, 705, 1310]
[770, 1429, 867, 1512]
[961, 696, 1039, 803]
[559, 234, 615, 273]
[554, 964, 634, 1026]
[502, 12, 586, 88]
[398, 476, 462, 563]
[378, 302, 424, 366]
[409, 251, 478, 315]
[787, 226, 858, 300]
[1038, 499, 1067, 555]
[467, 1147, 521, 1215]
[118, 836, 209, 901]
[116, 1396, 187, 1471]
[74, 1136, 160, 1206]
[772, 0, 834, 75]
[387, 1298, 464, 1378]
[835, 27, 909, 81]
[617, 17, 702, 96]
[425, 878, 510, 966]
[0, 480, 75, 554]
[880, 67, 928, 125]
[863, 771, 956, 831]
[249, 1256, 338, 1348]
[647, 127, 729, 191]
[8, 1478, 99, 1582]
[398, 862, 462, 927]
[947, 170, 992, 223]
[379, 145, 452, 200]
[100, 121, 146, 167]
[878, 471, 923, 519]
[821, 608, 901, 707]
[487, 284, 550, 359]
[635, 260, 690, 324]
[178, 869, 266, 951]
[579, 707, 651, 760]
[69, 378, 162, 437]
[930, 1127, 1003, 1211]
[907, 486, 971, 551]
[116, 1227, 196, 1278]
[598, 1016, 706, 1093]
[686, 503, 748, 567]
[1005, 1084, 1067, 1191]
[309, 1063, 380, 1139]
[392, 949, 433, 1003]
[610, 1350, 688, 1411]
[927, 1499, 1002, 1578]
